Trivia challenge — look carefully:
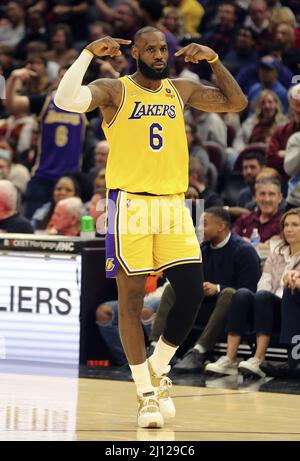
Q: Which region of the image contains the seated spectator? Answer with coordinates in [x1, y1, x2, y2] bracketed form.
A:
[236, 152, 266, 208]
[0, 138, 30, 195]
[233, 90, 288, 153]
[164, 0, 204, 37]
[236, 52, 293, 96]
[44, 24, 78, 67]
[87, 187, 106, 236]
[274, 22, 300, 76]
[205, 208, 300, 378]
[284, 132, 300, 210]
[187, 108, 227, 154]
[243, 0, 273, 51]
[149, 207, 261, 373]
[189, 157, 223, 210]
[281, 269, 300, 370]
[0, 1, 26, 47]
[162, 6, 185, 43]
[223, 26, 259, 77]
[96, 275, 167, 366]
[31, 174, 80, 230]
[87, 140, 109, 184]
[48, 196, 85, 236]
[0, 179, 33, 233]
[185, 121, 210, 176]
[23, 52, 50, 95]
[247, 56, 289, 113]
[266, 84, 300, 179]
[232, 177, 282, 242]
[93, 167, 106, 191]
[201, 1, 238, 58]
[0, 111, 38, 155]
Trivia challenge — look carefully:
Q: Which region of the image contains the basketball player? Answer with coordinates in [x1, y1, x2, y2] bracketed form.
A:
[55, 27, 247, 428]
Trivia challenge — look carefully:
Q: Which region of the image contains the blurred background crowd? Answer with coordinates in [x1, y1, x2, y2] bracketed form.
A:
[1, 0, 300, 240]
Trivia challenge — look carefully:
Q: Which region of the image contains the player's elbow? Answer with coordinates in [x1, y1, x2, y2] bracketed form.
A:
[229, 95, 248, 113]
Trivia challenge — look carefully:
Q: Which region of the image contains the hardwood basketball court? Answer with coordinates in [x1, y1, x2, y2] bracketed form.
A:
[0, 369, 299, 441]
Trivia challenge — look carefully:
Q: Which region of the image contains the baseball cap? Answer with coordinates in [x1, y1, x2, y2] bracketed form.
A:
[0, 149, 10, 161]
[289, 84, 300, 101]
[259, 55, 280, 70]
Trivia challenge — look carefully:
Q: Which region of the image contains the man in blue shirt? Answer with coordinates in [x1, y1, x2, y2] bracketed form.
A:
[247, 56, 289, 113]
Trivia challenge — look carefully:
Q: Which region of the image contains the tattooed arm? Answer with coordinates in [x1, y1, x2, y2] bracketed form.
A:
[173, 43, 248, 113]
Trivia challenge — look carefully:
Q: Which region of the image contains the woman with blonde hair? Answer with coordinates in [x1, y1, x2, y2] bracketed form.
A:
[205, 208, 300, 378]
[233, 89, 288, 153]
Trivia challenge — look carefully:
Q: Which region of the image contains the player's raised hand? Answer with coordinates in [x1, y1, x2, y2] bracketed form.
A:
[85, 37, 132, 58]
[175, 43, 217, 64]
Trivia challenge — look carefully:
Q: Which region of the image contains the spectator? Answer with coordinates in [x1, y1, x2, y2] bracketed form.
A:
[206, 208, 300, 378]
[50, 0, 92, 43]
[236, 151, 266, 208]
[0, 1, 26, 47]
[281, 268, 300, 370]
[48, 196, 85, 236]
[14, 8, 47, 61]
[0, 149, 11, 180]
[88, 140, 109, 183]
[185, 121, 210, 176]
[44, 24, 78, 67]
[244, 0, 273, 51]
[187, 107, 227, 153]
[31, 174, 80, 230]
[93, 167, 106, 191]
[274, 23, 300, 75]
[247, 56, 289, 113]
[236, 46, 293, 94]
[0, 45, 16, 79]
[284, 132, 300, 210]
[0, 179, 33, 233]
[164, 0, 204, 37]
[233, 90, 288, 153]
[223, 27, 259, 77]
[0, 138, 30, 195]
[266, 84, 300, 179]
[5, 64, 88, 218]
[23, 52, 50, 95]
[202, 1, 238, 59]
[162, 6, 185, 43]
[189, 157, 223, 210]
[149, 207, 261, 372]
[87, 187, 106, 236]
[232, 177, 282, 242]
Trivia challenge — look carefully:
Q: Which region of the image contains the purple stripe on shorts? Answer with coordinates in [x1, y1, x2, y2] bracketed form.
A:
[105, 189, 120, 278]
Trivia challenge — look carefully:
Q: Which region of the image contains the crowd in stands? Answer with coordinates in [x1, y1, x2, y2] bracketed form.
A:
[0, 0, 300, 379]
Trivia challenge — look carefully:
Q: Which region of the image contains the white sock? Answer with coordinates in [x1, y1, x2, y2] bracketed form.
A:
[129, 361, 154, 396]
[149, 336, 178, 376]
[194, 344, 206, 353]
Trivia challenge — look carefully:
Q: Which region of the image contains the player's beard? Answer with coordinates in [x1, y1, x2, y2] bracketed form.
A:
[138, 57, 169, 80]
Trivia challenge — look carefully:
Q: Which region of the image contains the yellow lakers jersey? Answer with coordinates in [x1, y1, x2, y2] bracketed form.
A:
[103, 76, 188, 195]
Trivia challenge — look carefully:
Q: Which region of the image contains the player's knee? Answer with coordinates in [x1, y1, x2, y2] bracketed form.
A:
[141, 307, 154, 321]
[96, 304, 113, 324]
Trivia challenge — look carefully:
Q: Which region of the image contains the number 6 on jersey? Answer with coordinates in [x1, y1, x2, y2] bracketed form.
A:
[150, 123, 163, 151]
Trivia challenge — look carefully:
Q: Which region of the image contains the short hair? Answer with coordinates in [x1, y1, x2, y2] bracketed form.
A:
[205, 207, 231, 228]
[242, 151, 266, 166]
[0, 180, 18, 211]
[255, 177, 282, 193]
[134, 26, 165, 45]
[58, 197, 85, 221]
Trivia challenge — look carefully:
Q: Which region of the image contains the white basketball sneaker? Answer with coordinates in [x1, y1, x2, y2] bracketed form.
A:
[148, 359, 176, 419]
[137, 391, 164, 428]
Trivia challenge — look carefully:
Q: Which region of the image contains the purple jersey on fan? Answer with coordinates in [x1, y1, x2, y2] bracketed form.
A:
[33, 94, 87, 180]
